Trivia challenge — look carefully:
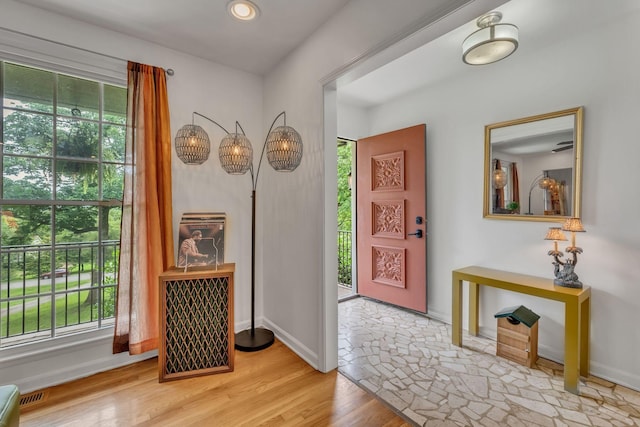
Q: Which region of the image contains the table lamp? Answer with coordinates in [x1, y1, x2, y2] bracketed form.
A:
[545, 218, 586, 288]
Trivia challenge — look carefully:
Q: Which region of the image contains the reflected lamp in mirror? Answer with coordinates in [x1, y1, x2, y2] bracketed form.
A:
[545, 218, 586, 288]
[492, 168, 507, 189]
[526, 174, 556, 215]
[483, 107, 584, 222]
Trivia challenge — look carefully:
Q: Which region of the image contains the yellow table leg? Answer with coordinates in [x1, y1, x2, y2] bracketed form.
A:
[564, 300, 580, 394]
[580, 295, 590, 377]
[469, 281, 479, 336]
[452, 274, 462, 346]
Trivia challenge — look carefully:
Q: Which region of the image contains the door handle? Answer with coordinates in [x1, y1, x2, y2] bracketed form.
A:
[408, 229, 423, 238]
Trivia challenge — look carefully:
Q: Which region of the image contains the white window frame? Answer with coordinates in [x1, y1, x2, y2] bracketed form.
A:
[0, 29, 127, 355]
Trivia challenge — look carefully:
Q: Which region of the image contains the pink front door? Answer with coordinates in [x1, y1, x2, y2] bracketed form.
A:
[356, 124, 427, 313]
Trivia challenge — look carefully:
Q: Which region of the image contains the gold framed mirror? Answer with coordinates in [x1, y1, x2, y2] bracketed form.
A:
[483, 107, 583, 222]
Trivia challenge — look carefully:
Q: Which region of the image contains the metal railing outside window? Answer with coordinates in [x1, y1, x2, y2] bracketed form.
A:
[0, 60, 126, 348]
[0, 240, 119, 347]
[337, 230, 352, 287]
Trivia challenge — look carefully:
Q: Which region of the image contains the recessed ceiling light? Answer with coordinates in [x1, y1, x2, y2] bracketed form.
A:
[228, 0, 260, 21]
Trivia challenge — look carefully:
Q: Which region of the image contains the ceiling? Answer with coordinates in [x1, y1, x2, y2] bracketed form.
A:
[14, 0, 640, 109]
[337, 0, 640, 108]
[15, 0, 351, 75]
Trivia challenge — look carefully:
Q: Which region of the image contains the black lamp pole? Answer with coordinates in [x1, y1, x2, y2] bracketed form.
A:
[234, 188, 274, 351]
[236, 112, 298, 351]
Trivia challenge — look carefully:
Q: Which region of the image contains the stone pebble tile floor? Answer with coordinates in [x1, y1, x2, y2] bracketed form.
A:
[338, 297, 640, 427]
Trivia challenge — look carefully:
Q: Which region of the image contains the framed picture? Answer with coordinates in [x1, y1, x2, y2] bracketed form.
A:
[177, 219, 225, 267]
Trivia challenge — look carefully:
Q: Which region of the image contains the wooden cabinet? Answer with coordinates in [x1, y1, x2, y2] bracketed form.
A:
[158, 264, 235, 382]
[496, 317, 538, 368]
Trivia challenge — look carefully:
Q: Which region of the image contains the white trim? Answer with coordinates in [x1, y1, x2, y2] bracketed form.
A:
[0, 27, 126, 85]
[264, 317, 319, 369]
[0, 327, 115, 365]
[319, 86, 339, 373]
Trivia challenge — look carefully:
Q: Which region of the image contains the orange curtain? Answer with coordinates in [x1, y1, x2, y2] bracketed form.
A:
[511, 162, 520, 205]
[113, 62, 175, 355]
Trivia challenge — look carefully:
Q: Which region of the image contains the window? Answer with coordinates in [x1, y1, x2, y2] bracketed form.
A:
[0, 61, 127, 348]
[501, 162, 511, 204]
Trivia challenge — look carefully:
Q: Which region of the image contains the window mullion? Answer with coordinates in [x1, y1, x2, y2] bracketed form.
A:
[49, 72, 58, 340]
[97, 82, 104, 327]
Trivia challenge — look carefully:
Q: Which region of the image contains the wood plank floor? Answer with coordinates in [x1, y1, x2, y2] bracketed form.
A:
[20, 340, 410, 426]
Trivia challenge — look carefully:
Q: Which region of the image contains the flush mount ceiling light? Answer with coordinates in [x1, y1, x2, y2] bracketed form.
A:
[462, 11, 518, 65]
[228, 0, 260, 21]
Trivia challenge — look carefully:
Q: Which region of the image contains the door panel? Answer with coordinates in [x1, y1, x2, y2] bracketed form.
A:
[356, 125, 426, 312]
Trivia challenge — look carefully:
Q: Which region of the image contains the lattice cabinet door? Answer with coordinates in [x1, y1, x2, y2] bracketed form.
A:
[159, 264, 235, 382]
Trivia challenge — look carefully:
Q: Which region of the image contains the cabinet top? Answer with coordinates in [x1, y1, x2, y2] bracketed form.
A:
[160, 263, 235, 279]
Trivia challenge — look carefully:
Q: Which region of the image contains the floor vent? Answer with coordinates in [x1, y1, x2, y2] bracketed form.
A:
[19, 390, 47, 408]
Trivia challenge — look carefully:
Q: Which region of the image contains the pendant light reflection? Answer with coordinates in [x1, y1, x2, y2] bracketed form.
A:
[492, 168, 507, 189]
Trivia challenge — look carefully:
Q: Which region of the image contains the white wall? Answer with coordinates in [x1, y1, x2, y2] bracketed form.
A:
[337, 103, 370, 140]
[261, 0, 508, 370]
[0, 1, 262, 391]
[363, 8, 640, 389]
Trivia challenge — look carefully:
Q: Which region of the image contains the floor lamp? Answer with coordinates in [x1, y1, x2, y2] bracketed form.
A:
[175, 112, 303, 351]
[526, 174, 555, 215]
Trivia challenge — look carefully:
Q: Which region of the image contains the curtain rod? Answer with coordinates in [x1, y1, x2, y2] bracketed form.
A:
[0, 26, 174, 76]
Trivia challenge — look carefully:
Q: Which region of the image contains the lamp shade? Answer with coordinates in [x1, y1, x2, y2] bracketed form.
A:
[492, 168, 507, 189]
[562, 217, 586, 232]
[463, 12, 518, 65]
[266, 125, 303, 172]
[219, 133, 253, 175]
[538, 176, 556, 189]
[544, 227, 567, 241]
[175, 124, 210, 165]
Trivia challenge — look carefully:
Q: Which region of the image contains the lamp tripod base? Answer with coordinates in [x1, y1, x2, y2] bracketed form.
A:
[235, 327, 275, 352]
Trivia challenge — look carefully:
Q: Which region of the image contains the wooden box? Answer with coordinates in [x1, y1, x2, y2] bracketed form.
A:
[159, 264, 235, 382]
[496, 317, 538, 368]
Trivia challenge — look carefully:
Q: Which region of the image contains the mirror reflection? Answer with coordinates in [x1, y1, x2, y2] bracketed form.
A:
[483, 107, 583, 221]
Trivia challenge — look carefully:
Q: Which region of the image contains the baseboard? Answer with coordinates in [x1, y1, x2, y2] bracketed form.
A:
[424, 307, 449, 325]
[590, 361, 640, 391]
[263, 318, 319, 369]
[234, 317, 252, 333]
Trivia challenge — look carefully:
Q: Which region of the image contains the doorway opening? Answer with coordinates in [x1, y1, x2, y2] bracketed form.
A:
[337, 137, 356, 301]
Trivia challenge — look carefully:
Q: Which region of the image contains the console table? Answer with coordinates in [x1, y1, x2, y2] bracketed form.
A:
[452, 265, 590, 394]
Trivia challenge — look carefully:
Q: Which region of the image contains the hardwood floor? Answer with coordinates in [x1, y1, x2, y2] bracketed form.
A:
[20, 340, 410, 426]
